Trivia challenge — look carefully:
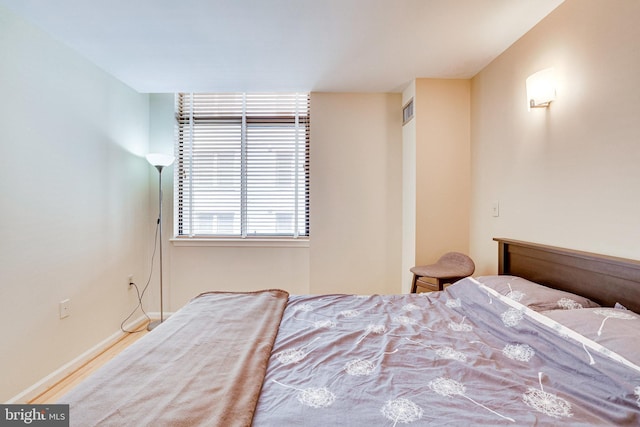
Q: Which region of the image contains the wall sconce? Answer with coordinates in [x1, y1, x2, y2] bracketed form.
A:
[526, 68, 556, 110]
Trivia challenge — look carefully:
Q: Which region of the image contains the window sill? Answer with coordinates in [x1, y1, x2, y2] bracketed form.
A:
[170, 237, 310, 248]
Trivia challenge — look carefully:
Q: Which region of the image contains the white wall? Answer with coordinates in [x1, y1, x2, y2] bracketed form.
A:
[470, 0, 640, 274]
[0, 6, 150, 401]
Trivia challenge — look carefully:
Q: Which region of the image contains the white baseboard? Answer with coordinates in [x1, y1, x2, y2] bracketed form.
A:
[146, 311, 174, 322]
[7, 315, 149, 404]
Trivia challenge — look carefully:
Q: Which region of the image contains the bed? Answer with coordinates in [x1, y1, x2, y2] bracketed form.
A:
[61, 238, 640, 426]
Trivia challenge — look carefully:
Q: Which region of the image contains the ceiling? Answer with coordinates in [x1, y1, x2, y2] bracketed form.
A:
[0, 0, 564, 93]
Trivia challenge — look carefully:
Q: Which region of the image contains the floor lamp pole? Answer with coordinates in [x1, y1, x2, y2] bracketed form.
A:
[148, 165, 165, 331]
[146, 153, 174, 332]
[158, 166, 164, 325]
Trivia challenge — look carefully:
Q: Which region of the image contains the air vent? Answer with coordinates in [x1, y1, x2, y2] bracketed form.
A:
[402, 98, 414, 125]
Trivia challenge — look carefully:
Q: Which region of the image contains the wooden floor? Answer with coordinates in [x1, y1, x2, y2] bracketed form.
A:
[29, 324, 149, 404]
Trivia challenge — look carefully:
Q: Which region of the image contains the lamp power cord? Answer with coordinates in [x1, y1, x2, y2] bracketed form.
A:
[119, 221, 159, 333]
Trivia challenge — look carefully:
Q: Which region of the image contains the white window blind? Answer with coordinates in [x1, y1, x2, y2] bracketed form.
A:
[175, 93, 310, 238]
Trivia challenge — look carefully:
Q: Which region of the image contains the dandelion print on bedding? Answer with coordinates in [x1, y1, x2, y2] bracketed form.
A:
[556, 298, 583, 310]
[448, 317, 473, 332]
[522, 372, 573, 419]
[293, 303, 313, 312]
[344, 359, 376, 376]
[435, 346, 467, 362]
[272, 380, 336, 409]
[381, 398, 423, 426]
[446, 298, 462, 308]
[593, 308, 637, 336]
[275, 338, 320, 365]
[402, 303, 421, 312]
[502, 344, 535, 362]
[314, 320, 336, 329]
[501, 308, 524, 328]
[356, 323, 387, 345]
[393, 315, 418, 326]
[339, 309, 360, 318]
[428, 377, 515, 422]
[293, 316, 336, 329]
[506, 283, 525, 302]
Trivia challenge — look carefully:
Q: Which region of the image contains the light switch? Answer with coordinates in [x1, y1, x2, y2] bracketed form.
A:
[59, 299, 71, 319]
[492, 201, 500, 217]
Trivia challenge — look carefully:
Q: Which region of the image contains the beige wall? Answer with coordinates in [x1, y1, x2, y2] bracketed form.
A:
[310, 93, 403, 294]
[13, 0, 639, 403]
[414, 79, 471, 265]
[401, 82, 417, 292]
[147, 92, 404, 304]
[0, 6, 150, 401]
[402, 79, 471, 288]
[168, 244, 310, 306]
[470, 0, 640, 274]
[148, 94, 310, 309]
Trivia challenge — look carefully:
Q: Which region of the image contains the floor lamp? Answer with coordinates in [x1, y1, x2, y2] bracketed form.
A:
[146, 153, 174, 331]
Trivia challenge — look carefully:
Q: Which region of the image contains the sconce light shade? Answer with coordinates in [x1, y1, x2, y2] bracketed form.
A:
[526, 68, 556, 110]
[146, 153, 175, 167]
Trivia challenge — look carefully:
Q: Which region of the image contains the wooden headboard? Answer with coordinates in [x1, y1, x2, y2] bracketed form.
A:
[494, 238, 640, 313]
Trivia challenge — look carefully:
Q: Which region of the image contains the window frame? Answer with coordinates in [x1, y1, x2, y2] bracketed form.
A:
[173, 92, 310, 242]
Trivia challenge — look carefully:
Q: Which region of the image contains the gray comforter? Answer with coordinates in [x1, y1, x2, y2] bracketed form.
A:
[253, 278, 640, 425]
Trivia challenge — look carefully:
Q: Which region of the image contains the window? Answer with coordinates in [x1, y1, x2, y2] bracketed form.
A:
[175, 93, 310, 239]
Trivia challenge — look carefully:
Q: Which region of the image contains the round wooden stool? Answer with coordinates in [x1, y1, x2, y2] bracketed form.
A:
[410, 252, 475, 292]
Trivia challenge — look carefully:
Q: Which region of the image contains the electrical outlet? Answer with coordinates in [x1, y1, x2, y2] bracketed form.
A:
[59, 299, 71, 319]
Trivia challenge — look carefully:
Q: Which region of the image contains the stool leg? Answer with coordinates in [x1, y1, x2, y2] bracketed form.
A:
[411, 274, 418, 293]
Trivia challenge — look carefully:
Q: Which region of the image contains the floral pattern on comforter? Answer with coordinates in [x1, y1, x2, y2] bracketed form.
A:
[253, 278, 640, 426]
